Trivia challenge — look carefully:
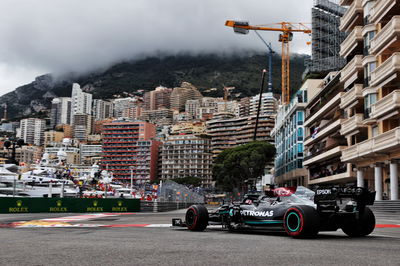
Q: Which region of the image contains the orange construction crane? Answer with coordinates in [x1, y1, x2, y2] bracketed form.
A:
[225, 20, 311, 105]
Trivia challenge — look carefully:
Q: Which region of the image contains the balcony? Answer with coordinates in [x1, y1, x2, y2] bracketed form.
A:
[339, 0, 363, 32]
[309, 163, 355, 185]
[303, 146, 347, 166]
[304, 92, 344, 128]
[370, 53, 400, 89]
[340, 114, 367, 136]
[370, 0, 398, 24]
[340, 26, 363, 58]
[340, 55, 363, 88]
[304, 119, 343, 147]
[370, 90, 400, 119]
[340, 84, 363, 109]
[342, 127, 400, 162]
[370, 16, 400, 56]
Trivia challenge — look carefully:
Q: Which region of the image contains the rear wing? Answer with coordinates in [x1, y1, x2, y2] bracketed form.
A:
[314, 187, 375, 210]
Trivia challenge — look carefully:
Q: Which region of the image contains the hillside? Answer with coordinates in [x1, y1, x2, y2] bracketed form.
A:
[0, 52, 308, 119]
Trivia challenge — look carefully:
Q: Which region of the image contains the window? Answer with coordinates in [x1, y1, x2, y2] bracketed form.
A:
[297, 111, 304, 125]
[372, 126, 378, 137]
[297, 128, 303, 141]
[364, 93, 377, 118]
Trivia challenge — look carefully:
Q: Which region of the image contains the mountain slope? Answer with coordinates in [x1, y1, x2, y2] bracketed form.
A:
[0, 52, 308, 119]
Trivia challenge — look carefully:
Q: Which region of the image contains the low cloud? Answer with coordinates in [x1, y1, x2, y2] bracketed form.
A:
[0, 0, 312, 94]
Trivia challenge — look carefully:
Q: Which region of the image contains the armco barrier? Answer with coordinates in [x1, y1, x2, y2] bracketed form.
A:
[0, 198, 140, 213]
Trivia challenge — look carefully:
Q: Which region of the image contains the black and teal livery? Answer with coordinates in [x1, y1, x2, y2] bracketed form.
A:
[175, 186, 376, 238]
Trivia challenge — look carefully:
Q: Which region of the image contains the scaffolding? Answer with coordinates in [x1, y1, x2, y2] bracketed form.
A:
[306, 0, 348, 74]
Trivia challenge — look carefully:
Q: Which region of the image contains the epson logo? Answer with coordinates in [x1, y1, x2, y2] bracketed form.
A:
[240, 210, 274, 217]
[316, 189, 332, 195]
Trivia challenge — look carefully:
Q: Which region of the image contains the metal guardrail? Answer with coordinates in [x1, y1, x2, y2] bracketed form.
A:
[140, 201, 197, 212]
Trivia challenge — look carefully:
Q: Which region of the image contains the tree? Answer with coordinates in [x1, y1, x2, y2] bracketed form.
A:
[212, 141, 275, 192]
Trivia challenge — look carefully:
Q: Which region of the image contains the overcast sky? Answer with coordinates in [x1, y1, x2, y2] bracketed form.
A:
[0, 0, 313, 95]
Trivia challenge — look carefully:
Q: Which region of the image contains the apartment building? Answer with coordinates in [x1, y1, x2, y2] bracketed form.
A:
[272, 79, 321, 187]
[303, 72, 354, 186]
[160, 134, 213, 187]
[206, 114, 276, 158]
[20, 118, 46, 146]
[50, 97, 71, 127]
[170, 82, 203, 112]
[73, 114, 93, 142]
[249, 92, 278, 116]
[93, 99, 114, 121]
[140, 108, 174, 126]
[143, 86, 172, 110]
[70, 83, 92, 125]
[100, 119, 160, 182]
[339, 0, 400, 200]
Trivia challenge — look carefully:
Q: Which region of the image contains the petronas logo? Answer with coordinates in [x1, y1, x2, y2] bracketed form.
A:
[118, 201, 123, 207]
[56, 200, 62, 207]
[93, 201, 98, 207]
[16, 200, 22, 207]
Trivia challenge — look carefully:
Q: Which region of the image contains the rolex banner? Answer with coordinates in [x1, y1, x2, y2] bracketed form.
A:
[0, 198, 140, 213]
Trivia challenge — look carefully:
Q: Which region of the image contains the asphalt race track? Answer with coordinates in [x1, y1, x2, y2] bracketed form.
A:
[0, 209, 399, 266]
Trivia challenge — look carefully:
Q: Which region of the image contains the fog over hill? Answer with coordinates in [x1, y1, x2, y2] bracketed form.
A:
[0, 52, 308, 119]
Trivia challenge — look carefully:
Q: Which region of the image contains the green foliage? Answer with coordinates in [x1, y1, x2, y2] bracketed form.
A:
[212, 141, 275, 192]
[171, 176, 202, 187]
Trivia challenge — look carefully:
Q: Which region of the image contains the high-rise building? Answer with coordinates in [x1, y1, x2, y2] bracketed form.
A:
[303, 72, 352, 187]
[339, 0, 400, 200]
[113, 97, 140, 118]
[70, 83, 92, 125]
[170, 82, 203, 111]
[20, 118, 46, 146]
[272, 79, 322, 187]
[249, 92, 278, 116]
[50, 97, 71, 127]
[160, 134, 213, 187]
[73, 114, 93, 142]
[185, 99, 201, 119]
[206, 114, 275, 158]
[143, 86, 172, 110]
[304, 0, 347, 76]
[93, 99, 114, 121]
[100, 119, 159, 182]
[140, 109, 174, 126]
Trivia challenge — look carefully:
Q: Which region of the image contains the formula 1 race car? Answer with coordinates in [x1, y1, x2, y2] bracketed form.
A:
[173, 186, 376, 238]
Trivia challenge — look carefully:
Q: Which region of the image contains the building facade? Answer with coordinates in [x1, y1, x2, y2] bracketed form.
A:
[70, 83, 92, 125]
[272, 79, 322, 187]
[50, 97, 71, 127]
[20, 118, 46, 146]
[303, 72, 354, 186]
[170, 82, 203, 112]
[100, 119, 159, 182]
[143, 86, 172, 110]
[93, 99, 114, 121]
[160, 134, 213, 187]
[339, 0, 400, 200]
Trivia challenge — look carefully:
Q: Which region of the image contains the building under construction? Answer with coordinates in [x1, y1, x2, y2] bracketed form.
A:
[305, 0, 347, 75]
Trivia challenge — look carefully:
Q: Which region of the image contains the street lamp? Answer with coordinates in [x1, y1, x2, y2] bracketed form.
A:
[129, 166, 134, 198]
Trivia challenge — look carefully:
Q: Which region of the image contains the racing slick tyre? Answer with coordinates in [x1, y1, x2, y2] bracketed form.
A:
[341, 207, 375, 237]
[185, 205, 209, 231]
[283, 205, 320, 238]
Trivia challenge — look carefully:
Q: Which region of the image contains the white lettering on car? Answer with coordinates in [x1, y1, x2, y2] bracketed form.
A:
[240, 210, 274, 217]
[316, 189, 332, 195]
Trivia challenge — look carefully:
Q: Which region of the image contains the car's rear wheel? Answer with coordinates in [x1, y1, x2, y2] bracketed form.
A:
[283, 205, 320, 238]
[341, 207, 375, 237]
[185, 205, 209, 231]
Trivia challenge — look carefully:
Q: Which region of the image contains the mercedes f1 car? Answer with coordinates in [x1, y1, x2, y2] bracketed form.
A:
[173, 186, 376, 238]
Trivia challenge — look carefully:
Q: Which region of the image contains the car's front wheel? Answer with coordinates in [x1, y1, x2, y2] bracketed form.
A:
[341, 207, 375, 237]
[185, 205, 209, 231]
[283, 205, 320, 238]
